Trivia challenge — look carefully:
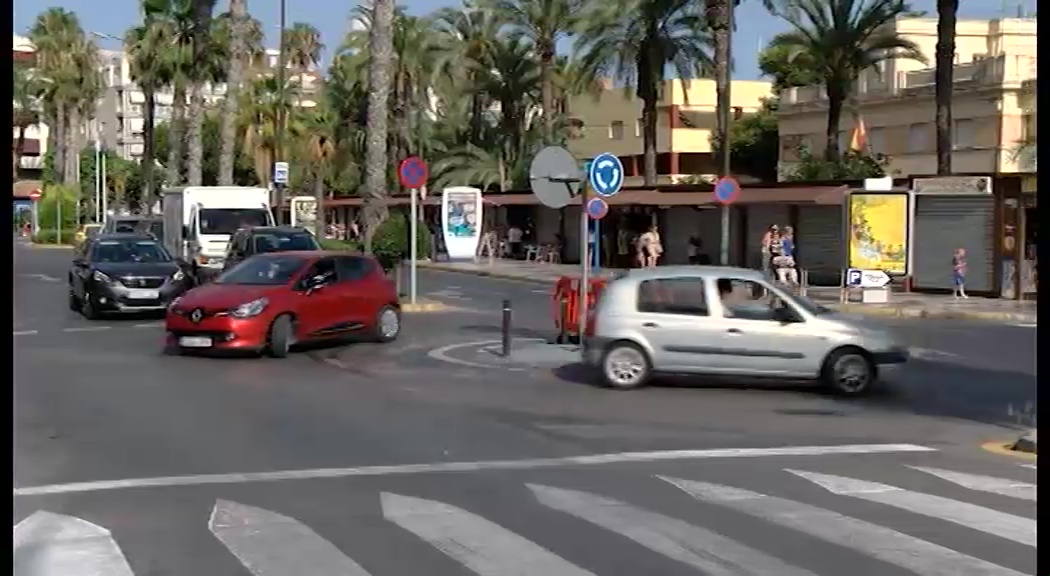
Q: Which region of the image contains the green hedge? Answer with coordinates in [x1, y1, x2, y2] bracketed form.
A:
[31, 229, 73, 245]
[320, 238, 361, 251]
[371, 212, 431, 270]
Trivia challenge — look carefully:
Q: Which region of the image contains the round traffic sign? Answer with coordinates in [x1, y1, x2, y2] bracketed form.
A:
[714, 177, 740, 205]
[586, 197, 608, 220]
[588, 152, 624, 197]
[398, 156, 429, 189]
[29, 189, 41, 202]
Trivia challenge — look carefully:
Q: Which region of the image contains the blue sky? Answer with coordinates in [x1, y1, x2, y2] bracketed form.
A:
[14, 0, 1022, 81]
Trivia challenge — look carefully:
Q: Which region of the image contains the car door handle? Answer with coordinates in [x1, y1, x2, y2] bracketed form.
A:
[726, 328, 743, 334]
[642, 322, 660, 328]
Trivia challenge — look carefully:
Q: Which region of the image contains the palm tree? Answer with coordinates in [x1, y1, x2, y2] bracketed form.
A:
[432, 6, 502, 145]
[185, 0, 219, 186]
[238, 75, 303, 186]
[217, 0, 250, 186]
[574, 0, 713, 185]
[765, 0, 925, 162]
[301, 106, 336, 236]
[125, 20, 168, 209]
[283, 22, 324, 105]
[361, 0, 397, 252]
[482, 0, 577, 144]
[934, 0, 959, 175]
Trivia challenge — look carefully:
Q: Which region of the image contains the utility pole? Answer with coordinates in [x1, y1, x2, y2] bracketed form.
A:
[274, 0, 288, 225]
[718, 1, 735, 266]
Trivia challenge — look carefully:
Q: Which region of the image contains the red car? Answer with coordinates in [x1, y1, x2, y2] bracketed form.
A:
[165, 251, 400, 356]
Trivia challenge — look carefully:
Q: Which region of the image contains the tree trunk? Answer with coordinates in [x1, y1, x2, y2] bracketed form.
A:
[53, 108, 66, 185]
[637, 49, 658, 186]
[142, 85, 157, 212]
[167, 82, 187, 185]
[539, 40, 555, 144]
[186, 85, 205, 186]
[824, 82, 847, 162]
[361, 0, 396, 254]
[313, 169, 325, 238]
[219, 0, 248, 186]
[708, 0, 732, 177]
[934, 0, 959, 176]
[64, 107, 80, 185]
[14, 126, 26, 179]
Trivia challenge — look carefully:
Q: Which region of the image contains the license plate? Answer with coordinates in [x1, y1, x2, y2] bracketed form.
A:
[179, 336, 212, 348]
[128, 288, 159, 299]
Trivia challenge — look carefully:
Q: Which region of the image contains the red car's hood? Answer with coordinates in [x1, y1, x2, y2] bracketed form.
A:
[177, 283, 285, 311]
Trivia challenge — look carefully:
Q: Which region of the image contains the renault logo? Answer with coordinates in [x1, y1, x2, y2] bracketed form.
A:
[190, 309, 203, 323]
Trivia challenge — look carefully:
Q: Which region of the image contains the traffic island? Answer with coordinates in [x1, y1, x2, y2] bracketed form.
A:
[981, 430, 1037, 460]
[426, 337, 583, 372]
[1011, 430, 1037, 455]
[400, 299, 454, 313]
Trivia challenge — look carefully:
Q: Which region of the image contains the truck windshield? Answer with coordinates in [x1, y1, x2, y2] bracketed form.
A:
[199, 208, 270, 235]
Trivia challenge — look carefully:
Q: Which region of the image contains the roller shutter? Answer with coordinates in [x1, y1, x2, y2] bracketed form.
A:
[796, 205, 844, 286]
[745, 204, 791, 269]
[912, 196, 994, 292]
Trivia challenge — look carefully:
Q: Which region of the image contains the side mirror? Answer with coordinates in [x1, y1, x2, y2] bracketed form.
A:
[72, 257, 85, 266]
[182, 225, 190, 238]
[772, 305, 798, 323]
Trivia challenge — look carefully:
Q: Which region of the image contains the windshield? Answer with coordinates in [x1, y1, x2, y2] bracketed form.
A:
[214, 255, 306, 285]
[252, 231, 321, 253]
[199, 209, 271, 235]
[91, 239, 172, 263]
[112, 219, 146, 233]
[146, 220, 164, 238]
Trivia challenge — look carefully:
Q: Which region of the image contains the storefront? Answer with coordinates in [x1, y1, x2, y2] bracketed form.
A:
[910, 177, 996, 293]
[1001, 176, 1038, 299]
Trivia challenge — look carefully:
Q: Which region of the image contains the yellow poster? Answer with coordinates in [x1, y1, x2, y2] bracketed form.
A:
[848, 192, 909, 275]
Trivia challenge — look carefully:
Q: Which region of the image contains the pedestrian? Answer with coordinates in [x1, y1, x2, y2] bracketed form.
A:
[760, 225, 779, 277]
[774, 226, 799, 286]
[639, 224, 663, 268]
[952, 247, 969, 299]
[507, 224, 523, 259]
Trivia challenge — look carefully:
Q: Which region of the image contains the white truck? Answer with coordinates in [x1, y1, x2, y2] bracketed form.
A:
[161, 186, 275, 276]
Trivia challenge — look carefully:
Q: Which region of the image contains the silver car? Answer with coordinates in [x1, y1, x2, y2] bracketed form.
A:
[583, 266, 908, 395]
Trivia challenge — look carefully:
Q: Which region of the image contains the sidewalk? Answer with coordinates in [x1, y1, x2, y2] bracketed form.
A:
[420, 260, 1037, 323]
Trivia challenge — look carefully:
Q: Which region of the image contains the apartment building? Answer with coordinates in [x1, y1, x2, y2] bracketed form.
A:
[777, 17, 1038, 178]
[565, 79, 773, 186]
[12, 34, 47, 176]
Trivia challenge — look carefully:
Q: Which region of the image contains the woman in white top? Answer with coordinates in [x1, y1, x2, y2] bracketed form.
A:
[638, 225, 663, 268]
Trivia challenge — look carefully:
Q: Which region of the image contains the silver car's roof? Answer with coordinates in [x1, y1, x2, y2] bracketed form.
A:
[616, 265, 765, 283]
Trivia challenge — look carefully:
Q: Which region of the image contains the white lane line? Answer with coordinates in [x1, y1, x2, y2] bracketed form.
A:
[13, 511, 135, 576]
[909, 466, 1037, 501]
[382, 492, 595, 576]
[786, 470, 1036, 547]
[62, 326, 112, 333]
[209, 499, 373, 576]
[12, 443, 936, 497]
[1021, 464, 1037, 470]
[528, 483, 818, 576]
[19, 274, 61, 282]
[661, 476, 1027, 576]
[427, 338, 545, 370]
[133, 322, 164, 328]
[13, 330, 39, 336]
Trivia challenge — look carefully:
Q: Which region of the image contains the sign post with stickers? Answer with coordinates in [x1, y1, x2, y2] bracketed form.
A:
[398, 156, 430, 305]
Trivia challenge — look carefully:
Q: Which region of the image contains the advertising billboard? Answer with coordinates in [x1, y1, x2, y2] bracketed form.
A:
[441, 186, 482, 260]
[847, 191, 910, 276]
[289, 196, 318, 232]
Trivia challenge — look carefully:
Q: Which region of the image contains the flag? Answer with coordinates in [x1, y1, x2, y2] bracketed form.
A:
[849, 117, 868, 153]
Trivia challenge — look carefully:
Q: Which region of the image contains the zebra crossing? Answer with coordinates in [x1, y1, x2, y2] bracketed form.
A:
[14, 464, 1037, 576]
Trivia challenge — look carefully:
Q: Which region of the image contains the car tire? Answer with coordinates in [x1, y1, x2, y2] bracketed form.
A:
[268, 314, 295, 358]
[370, 305, 401, 343]
[68, 289, 80, 312]
[81, 295, 100, 320]
[821, 347, 877, 396]
[600, 341, 652, 390]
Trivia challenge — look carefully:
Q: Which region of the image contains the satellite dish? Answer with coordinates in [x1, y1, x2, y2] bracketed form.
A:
[530, 146, 581, 209]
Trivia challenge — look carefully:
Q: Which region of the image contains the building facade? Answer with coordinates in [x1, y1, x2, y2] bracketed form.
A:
[12, 34, 47, 177]
[777, 17, 1038, 178]
[565, 79, 773, 186]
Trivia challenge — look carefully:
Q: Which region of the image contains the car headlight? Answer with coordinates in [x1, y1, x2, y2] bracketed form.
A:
[171, 269, 185, 282]
[93, 270, 112, 283]
[231, 297, 268, 318]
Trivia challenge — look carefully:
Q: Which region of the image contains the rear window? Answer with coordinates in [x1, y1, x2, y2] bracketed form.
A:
[637, 278, 709, 317]
[251, 231, 321, 253]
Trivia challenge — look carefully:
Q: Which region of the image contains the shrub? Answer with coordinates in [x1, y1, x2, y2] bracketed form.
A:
[370, 211, 431, 271]
[36, 185, 79, 230]
[31, 229, 72, 245]
[320, 238, 361, 251]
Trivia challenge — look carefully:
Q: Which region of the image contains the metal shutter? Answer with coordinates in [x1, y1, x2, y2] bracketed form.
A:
[745, 204, 791, 269]
[912, 196, 994, 292]
[796, 205, 844, 286]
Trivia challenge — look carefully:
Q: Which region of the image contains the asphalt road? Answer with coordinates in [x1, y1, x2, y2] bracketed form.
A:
[14, 242, 1037, 576]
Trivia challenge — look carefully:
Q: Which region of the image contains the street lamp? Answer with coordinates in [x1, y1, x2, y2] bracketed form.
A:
[274, 0, 288, 225]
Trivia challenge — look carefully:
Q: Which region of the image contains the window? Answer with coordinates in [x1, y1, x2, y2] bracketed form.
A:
[907, 123, 928, 153]
[567, 118, 585, 139]
[609, 121, 625, 140]
[303, 258, 337, 287]
[335, 256, 374, 282]
[90, 239, 171, 264]
[953, 118, 975, 149]
[714, 278, 782, 321]
[868, 127, 885, 155]
[635, 118, 643, 137]
[636, 278, 709, 316]
[838, 131, 850, 153]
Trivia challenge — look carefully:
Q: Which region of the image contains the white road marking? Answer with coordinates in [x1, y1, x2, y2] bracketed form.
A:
[531, 289, 551, 295]
[133, 322, 164, 328]
[909, 466, 1037, 501]
[426, 338, 545, 369]
[1013, 323, 1037, 328]
[786, 470, 1036, 547]
[13, 330, 39, 336]
[19, 274, 60, 282]
[13, 511, 135, 576]
[12, 443, 935, 497]
[909, 347, 960, 360]
[382, 492, 595, 576]
[661, 476, 1027, 576]
[209, 499, 373, 576]
[528, 483, 818, 576]
[1021, 464, 1037, 470]
[62, 326, 112, 333]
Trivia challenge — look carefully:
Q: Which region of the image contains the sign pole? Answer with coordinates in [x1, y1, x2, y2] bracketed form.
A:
[410, 185, 419, 305]
[719, 207, 730, 265]
[578, 182, 589, 349]
[31, 200, 39, 235]
[56, 188, 62, 245]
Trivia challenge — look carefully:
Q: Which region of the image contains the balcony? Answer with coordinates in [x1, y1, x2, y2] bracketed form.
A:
[19, 155, 44, 170]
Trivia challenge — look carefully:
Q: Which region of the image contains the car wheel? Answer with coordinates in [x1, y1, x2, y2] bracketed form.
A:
[68, 289, 80, 312]
[371, 305, 401, 343]
[81, 295, 100, 320]
[600, 342, 651, 390]
[268, 314, 295, 358]
[821, 348, 877, 396]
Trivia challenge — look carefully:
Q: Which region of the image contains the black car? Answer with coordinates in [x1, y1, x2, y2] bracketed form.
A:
[222, 226, 322, 272]
[69, 233, 196, 319]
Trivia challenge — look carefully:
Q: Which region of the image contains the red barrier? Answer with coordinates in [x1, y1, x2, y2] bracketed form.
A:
[552, 275, 607, 338]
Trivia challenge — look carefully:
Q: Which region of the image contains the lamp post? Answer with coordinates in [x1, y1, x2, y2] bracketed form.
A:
[273, 0, 288, 225]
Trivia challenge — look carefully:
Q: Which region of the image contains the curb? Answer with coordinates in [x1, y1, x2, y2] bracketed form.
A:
[1011, 430, 1037, 455]
[422, 264, 1035, 323]
[400, 300, 453, 313]
[980, 436, 1037, 460]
